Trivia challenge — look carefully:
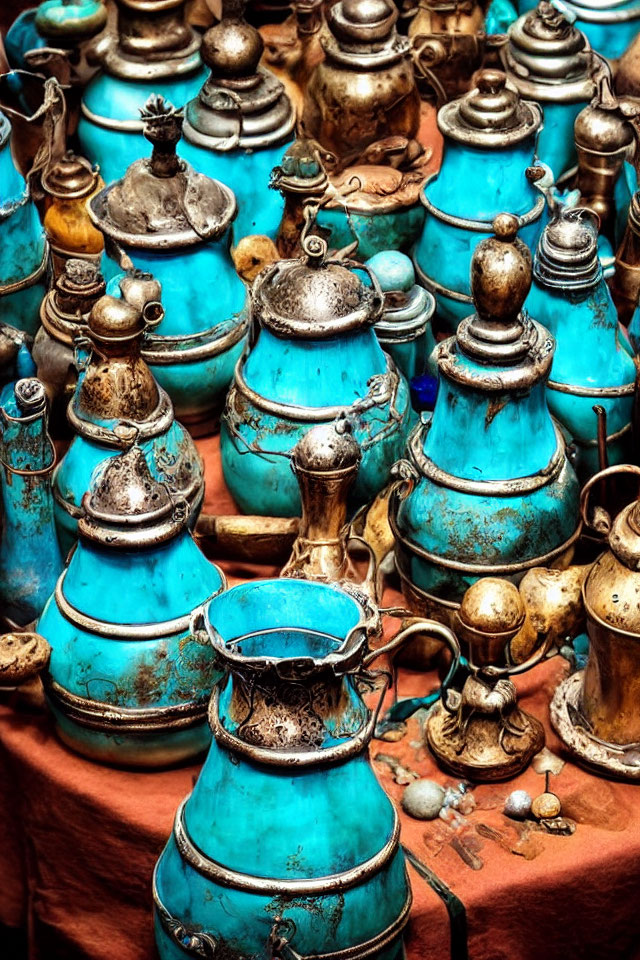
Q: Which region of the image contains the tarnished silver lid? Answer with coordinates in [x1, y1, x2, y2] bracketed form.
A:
[294, 420, 362, 472]
[252, 234, 384, 340]
[183, 15, 294, 152]
[502, 2, 594, 102]
[534, 207, 601, 290]
[79, 444, 189, 548]
[101, 0, 201, 82]
[438, 70, 542, 148]
[88, 96, 237, 250]
[323, 0, 411, 69]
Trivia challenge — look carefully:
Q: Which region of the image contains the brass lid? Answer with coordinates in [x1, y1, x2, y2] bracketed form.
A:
[323, 0, 411, 69]
[574, 73, 635, 153]
[294, 421, 362, 472]
[438, 70, 542, 148]
[252, 235, 384, 340]
[35, 0, 108, 39]
[184, 16, 294, 151]
[42, 151, 100, 200]
[503, 2, 594, 100]
[88, 281, 164, 344]
[79, 444, 188, 548]
[271, 139, 328, 195]
[534, 207, 601, 290]
[102, 0, 201, 81]
[88, 96, 237, 250]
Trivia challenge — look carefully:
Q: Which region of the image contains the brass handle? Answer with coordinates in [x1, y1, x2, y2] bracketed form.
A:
[363, 617, 461, 671]
[579, 463, 640, 533]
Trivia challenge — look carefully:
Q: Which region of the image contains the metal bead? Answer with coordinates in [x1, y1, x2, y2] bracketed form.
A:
[531, 791, 562, 820]
[504, 789, 533, 820]
[401, 779, 445, 820]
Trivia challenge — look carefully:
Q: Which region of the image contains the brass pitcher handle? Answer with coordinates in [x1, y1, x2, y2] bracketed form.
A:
[346, 534, 380, 603]
[0, 632, 51, 686]
[362, 618, 461, 672]
[580, 463, 640, 534]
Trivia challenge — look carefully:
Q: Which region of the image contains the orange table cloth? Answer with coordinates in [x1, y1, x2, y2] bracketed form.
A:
[2, 437, 640, 960]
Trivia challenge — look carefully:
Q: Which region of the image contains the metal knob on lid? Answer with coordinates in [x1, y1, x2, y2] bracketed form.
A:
[439, 70, 542, 147]
[534, 207, 601, 289]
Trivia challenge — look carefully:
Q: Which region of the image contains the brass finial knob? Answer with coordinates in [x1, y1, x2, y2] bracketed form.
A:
[471, 214, 532, 324]
[201, 17, 263, 78]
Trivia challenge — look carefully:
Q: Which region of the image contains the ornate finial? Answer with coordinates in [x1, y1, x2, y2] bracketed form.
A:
[534, 206, 600, 290]
[14, 378, 47, 416]
[200, 16, 263, 79]
[140, 96, 184, 178]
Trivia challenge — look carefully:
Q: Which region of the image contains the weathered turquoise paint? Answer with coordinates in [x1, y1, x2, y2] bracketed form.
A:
[5, 1, 106, 69]
[414, 95, 545, 334]
[527, 261, 635, 482]
[154, 578, 411, 960]
[0, 378, 62, 625]
[615, 159, 636, 247]
[0, 110, 48, 336]
[180, 136, 290, 243]
[537, 101, 588, 183]
[38, 449, 225, 766]
[516, 0, 640, 59]
[221, 326, 412, 517]
[78, 68, 208, 185]
[486, 0, 519, 33]
[103, 242, 249, 425]
[366, 250, 436, 383]
[316, 201, 426, 261]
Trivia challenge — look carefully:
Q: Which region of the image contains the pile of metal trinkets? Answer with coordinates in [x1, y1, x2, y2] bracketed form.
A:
[3, 0, 640, 954]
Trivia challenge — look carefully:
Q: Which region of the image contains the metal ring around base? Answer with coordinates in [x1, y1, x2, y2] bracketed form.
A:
[547, 379, 636, 398]
[420, 184, 545, 233]
[172, 797, 401, 896]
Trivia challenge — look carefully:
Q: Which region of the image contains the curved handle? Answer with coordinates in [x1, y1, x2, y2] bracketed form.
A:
[389, 458, 420, 504]
[580, 463, 640, 534]
[0, 632, 51, 686]
[346, 534, 380, 604]
[363, 618, 460, 672]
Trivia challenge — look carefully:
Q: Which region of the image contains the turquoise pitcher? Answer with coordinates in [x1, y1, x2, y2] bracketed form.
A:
[154, 577, 461, 959]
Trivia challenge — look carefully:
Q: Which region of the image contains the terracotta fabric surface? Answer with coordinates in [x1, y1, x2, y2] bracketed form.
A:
[1, 436, 640, 960]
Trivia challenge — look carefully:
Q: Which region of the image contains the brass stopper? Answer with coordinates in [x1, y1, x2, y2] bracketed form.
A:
[456, 578, 526, 667]
[42, 151, 100, 200]
[201, 17, 263, 78]
[88, 296, 146, 344]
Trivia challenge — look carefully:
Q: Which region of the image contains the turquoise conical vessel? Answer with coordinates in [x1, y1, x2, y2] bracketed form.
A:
[527, 208, 635, 481]
[154, 578, 412, 960]
[0, 377, 63, 626]
[393, 215, 581, 626]
[77, 0, 206, 183]
[38, 444, 225, 766]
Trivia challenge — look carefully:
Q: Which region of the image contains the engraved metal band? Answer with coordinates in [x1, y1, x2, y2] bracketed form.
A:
[0, 437, 56, 476]
[232, 356, 399, 422]
[45, 680, 209, 732]
[207, 682, 386, 768]
[153, 868, 411, 960]
[67, 387, 174, 444]
[420, 183, 545, 233]
[54, 572, 225, 639]
[392, 510, 581, 575]
[142, 314, 250, 365]
[406, 421, 567, 496]
[173, 797, 401, 896]
[547, 378, 636, 398]
[0, 242, 49, 297]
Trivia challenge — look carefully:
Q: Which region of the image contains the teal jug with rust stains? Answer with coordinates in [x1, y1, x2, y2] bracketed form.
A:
[413, 69, 546, 336]
[220, 232, 413, 517]
[516, 0, 640, 61]
[53, 281, 204, 555]
[153, 577, 462, 960]
[38, 444, 225, 766]
[5, 0, 107, 72]
[391, 215, 581, 628]
[0, 108, 49, 337]
[90, 96, 249, 432]
[500, 2, 596, 182]
[180, 13, 295, 243]
[527, 207, 635, 482]
[77, 0, 207, 184]
[0, 377, 63, 627]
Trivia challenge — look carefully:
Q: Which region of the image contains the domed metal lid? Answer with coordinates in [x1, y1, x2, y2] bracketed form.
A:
[323, 0, 411, 69]
[88, 96, 237, 249]
[79, 444, 189, 548]
[438, 70, 542, 148]
[183, 15, 294, 151]
[88, 276, 164, 345]
[252, 233, 384, 340]
[534, 206, 601, 290]
[294, 420, 362, 472]
[35, 0, 107, 39]
[503, 1, 594, 100]
[444, 215, 554, 387]
[42, 151, 100, 200]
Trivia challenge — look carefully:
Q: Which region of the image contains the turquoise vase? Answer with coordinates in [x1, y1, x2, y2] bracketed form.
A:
[414, 70, 545, 335]
[221, 239, 412, 517]
[153, 577, 424, 960]
[5, 1, 107, 71]
[0, 377, 62, 626]
[527, 208, 635, 481]
[39, 445, 225, 766]
[394, 217, 580, 626]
